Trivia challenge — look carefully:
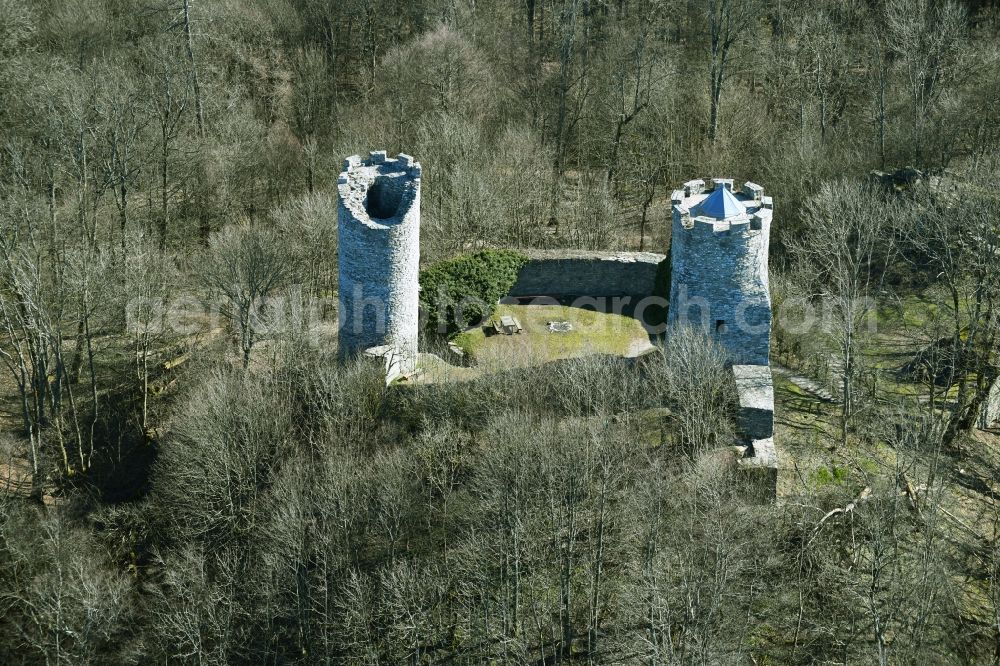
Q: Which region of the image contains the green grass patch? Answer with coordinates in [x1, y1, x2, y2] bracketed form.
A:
[856, 456, 880, 476]
[878, 293, 942, 330]
[812, 464, 849, 488]
[451, 304, 650, 368]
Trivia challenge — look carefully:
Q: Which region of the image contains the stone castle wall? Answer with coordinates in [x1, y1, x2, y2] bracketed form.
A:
[733, 364, 778, 499]
[733, 364, 775, 442]
[338, 151, 421, 372]
[508, 250, 665, 299]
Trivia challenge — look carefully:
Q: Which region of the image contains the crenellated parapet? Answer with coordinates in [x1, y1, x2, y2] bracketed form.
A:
[671, 178, 773, 234]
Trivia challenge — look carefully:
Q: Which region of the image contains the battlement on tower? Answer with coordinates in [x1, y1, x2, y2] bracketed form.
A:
[671, 178, 773, 233]
[338, 152, 422, 229]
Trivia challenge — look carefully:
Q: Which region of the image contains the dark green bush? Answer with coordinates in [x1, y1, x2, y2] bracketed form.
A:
[419, 250, 528, 335]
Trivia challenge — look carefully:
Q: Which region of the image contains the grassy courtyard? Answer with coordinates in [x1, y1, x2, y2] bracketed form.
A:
[450, 303, 653, 369]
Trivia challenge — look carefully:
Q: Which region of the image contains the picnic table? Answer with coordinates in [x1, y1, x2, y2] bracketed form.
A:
[493, 315, 523, 335]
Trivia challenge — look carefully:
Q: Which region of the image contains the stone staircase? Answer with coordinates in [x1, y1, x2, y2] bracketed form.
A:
[772, 363, 836, 402]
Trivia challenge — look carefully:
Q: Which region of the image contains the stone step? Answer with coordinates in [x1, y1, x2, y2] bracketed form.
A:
[772, 363, 837, 402]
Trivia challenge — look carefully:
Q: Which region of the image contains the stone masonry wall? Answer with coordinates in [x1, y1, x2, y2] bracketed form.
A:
[508, 250, 665, 298]
[733, 364, 775, 442]
[338, 151, 421, 373]
[733, 364, 778, 499]
[979, 375, 1000, 430]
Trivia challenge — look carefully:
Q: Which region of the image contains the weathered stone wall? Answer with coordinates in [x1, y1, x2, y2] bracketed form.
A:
[507, 250, 665, 298]
[733, 364, 775, 442]
[979, 375, 1000, 430]
[733, 364, 778, 499]
[668, 179, 772, 366]
[338, 151, 421, 373]
[737, 437, 778, 500]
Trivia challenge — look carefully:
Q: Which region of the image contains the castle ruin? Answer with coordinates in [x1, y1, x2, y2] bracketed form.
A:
[337, 151, 422, 374]
[336, 158, 779, 495]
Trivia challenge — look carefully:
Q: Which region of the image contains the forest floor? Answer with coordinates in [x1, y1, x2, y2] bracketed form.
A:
[773, 310, 1000, 616]
[0, 369, 34, 499]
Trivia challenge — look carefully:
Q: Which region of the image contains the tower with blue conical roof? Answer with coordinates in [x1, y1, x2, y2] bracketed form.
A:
[667, 178, 773, 366]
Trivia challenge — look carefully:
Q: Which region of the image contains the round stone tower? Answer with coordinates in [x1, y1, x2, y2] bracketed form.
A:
[667, 178, 773, 366]
[338, 151, 421, 372]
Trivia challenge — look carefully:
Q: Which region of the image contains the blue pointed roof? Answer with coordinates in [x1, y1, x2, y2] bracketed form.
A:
[695, 186, 744, 219]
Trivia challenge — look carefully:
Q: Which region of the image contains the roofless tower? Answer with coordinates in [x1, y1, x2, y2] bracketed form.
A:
[337, 151, 422, 373]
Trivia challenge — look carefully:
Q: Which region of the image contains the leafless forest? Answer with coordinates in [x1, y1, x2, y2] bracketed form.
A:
[2, 0, 1000, 663]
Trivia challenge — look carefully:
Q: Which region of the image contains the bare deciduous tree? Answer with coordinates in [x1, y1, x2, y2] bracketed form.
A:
[202, 225, 300, 368]
[790, 180, 893, 447]
[885, 0, 966, 169]
[704, 0, 759, 144]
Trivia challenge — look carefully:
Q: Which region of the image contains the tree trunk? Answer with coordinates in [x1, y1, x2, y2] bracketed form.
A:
[160, 126, 170, 250]
[183, 0, 206, 138]
[709, 64, 721, 144]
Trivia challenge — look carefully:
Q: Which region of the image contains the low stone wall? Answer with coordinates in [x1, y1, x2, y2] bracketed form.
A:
[732, 365, 778, 499]
[733, 365, 775, 441]
[364, 345, 408, 385]
[508, 250, 665, 298]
